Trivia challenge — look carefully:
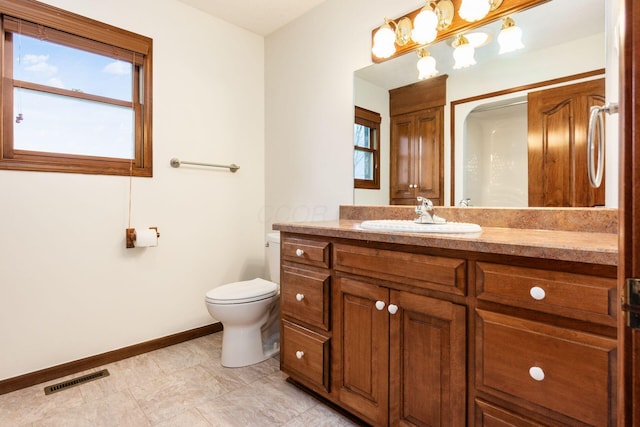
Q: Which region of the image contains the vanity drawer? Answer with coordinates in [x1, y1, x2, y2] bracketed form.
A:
[281, 265, 331, 331]
[475, 399, 552, 427]
[282, 237, 330, 268]
[281, 320, 330, 392]
[333, 244, 466, 295]
[476, 262, 616, 326]
[476, 309, 616, 426]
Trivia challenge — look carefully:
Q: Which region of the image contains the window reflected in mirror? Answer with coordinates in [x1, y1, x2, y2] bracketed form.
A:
[354, 106, 381, 189]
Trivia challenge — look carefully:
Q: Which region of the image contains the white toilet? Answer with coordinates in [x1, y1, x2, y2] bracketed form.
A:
[205, 232, 281, 367]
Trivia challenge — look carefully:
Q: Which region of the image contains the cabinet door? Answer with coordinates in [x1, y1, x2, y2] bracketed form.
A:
[389, 290, 466, 427]
[414, 108, 443, 205]
[390, 114, 415, 202]
[335, 276, 389, 427]
[528, 79, 605, 207]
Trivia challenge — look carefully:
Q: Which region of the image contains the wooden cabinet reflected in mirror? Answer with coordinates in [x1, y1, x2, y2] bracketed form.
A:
[528, 78, 605, 207]
[389, 75, 446, 205]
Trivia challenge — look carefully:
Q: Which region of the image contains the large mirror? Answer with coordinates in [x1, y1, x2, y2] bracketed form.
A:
[354, 0, 613, 207]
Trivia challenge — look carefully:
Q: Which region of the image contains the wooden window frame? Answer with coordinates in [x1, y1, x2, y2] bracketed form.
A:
[354, 106, 381, 189]
[0, 0, 152, 177]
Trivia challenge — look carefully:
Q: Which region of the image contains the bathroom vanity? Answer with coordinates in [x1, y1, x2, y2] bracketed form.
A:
[274, 206, 618, 427]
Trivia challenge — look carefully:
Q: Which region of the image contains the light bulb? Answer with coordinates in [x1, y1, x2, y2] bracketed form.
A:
[453, 37, 476, 69]
[417, 54, 438, 79]
[498, 19, 524, 54]
[411, 7, 438, 44]
[458, 0, 491, 22]
[372, 23, 396, 59]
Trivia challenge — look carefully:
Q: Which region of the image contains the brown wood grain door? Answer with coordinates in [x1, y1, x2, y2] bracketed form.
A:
[335, 276, 389, 427]
[390, 108, 444, 206]
[390, 114, 415, 202]
[619, 0, 640, 424]
[528, 79, 605, 207]
[415, 108, 443, 205]
[389, 290, 466, 427]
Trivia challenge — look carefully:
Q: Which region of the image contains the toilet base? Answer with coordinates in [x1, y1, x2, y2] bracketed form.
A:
[205, 284, 280, 368]
[220, 325, 278, 367]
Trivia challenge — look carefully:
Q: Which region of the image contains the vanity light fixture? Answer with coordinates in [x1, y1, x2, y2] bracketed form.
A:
[497, 16, 524, 54]
[458, 0, 504, 22]
[411, 0, 454, 45]
[452, 34, 477, 69]
[370, 0, 533, 62]
[417, 48, 438, 79]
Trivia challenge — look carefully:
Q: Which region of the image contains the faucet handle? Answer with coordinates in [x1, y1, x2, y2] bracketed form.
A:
[415, 197, 446, 224]
[416, 196, 434, 210]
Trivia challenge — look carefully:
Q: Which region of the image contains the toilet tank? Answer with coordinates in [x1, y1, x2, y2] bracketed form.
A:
[266, 232, 280, 284]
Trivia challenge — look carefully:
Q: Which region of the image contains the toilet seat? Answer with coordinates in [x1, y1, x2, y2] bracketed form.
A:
[206, 278, 278, 305]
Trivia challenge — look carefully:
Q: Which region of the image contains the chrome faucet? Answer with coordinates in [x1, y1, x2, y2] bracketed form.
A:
[414, 197, 447, 224]
[459, 198, 471, 207]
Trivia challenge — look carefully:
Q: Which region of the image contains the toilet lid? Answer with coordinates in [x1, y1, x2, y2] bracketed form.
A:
[205, 278, 278, 304]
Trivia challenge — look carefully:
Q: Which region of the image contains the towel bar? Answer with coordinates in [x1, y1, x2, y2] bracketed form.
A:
[169, 157, 240, 172]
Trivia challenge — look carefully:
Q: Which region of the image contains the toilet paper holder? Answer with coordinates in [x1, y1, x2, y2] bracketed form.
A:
[126, 227, 160, 248]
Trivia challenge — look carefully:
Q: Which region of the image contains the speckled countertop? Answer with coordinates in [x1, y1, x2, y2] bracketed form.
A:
[273, 206, 618, 266]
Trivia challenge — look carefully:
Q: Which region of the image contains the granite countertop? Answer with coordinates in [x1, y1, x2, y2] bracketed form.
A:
[273, 218, 618, 266]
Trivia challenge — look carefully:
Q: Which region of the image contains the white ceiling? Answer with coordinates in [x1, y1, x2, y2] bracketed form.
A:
[175, 0, 328, 36]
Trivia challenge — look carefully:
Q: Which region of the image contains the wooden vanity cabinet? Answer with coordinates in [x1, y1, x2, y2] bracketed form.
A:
[278, 232, 617, 426]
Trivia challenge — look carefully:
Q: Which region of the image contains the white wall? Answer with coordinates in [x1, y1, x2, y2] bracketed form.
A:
[463, 103, 528, 207]
[264, 0, 419, 229]
[0, 0, 265, 380]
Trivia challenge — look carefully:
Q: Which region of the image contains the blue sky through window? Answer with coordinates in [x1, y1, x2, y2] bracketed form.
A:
[14, 34, 132, 101]
[15, 88, 135, 158]
[12, 34, 135, 159]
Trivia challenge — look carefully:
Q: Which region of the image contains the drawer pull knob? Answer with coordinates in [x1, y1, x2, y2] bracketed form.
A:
[388, 304, 399, 315]
[529, 286, 546, 301]
[375, 301, 386, 310]
[296, 351, 304, 359]
[295, 249, 305, 257]
[529, 366, 545, 381]
[296, 293, 305, 302]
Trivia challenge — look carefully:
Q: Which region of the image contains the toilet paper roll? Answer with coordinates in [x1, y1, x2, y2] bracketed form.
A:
[135, 228, 158, 247]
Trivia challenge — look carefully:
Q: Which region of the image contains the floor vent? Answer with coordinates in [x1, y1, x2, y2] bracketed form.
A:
[44, 369, 110, 395]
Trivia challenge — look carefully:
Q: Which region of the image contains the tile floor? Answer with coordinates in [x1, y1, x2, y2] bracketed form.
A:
[0, 333, 360, 426]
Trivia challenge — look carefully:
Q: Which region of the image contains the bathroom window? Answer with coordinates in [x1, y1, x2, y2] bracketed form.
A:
[0, 1, 153, 176]
[354, 106, 381, 189]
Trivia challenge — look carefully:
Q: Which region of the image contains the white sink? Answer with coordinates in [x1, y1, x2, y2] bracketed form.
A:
[360, 220, 482, 234]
